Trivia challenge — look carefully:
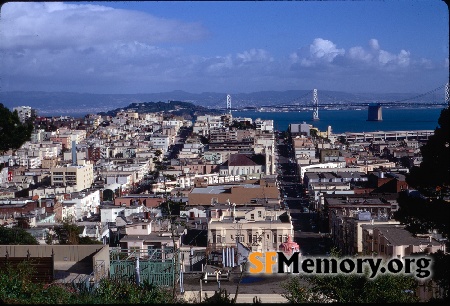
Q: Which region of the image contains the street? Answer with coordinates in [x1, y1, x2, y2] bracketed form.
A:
[275, 132, 332, 256]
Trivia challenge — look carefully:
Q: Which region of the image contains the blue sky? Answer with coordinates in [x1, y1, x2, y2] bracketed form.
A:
[0, 1, 448, 95]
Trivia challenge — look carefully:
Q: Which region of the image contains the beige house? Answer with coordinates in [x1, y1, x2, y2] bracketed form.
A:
[207, 206, 294, 254]
[361, 224, 445, 257]
[50, 161, 94, 191]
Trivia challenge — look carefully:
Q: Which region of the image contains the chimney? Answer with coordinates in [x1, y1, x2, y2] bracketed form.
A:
[71, 136, 77, 166]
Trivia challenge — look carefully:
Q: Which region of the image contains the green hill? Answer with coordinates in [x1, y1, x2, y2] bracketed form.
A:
[97, 100, 222, 119]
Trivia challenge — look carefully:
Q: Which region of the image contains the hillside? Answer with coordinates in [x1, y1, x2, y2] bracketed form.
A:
[97, 100, 222, 118]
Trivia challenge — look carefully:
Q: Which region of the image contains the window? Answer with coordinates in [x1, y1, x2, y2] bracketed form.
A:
[253, 235, 257, 243]
[251, 214, 254, 220]
[217, 235, 222, 243]
[248, 234, 252, 243]
[273, 233, 277, 243]
[258, 211, 262, 218]
[142, 225, 147, 230]
[278, 235, 282, 243]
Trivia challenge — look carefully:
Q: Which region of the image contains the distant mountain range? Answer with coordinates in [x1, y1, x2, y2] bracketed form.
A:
[0, 90, 443, 116]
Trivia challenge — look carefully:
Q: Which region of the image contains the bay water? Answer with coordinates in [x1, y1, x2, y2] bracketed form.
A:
[232, 107, 445, 134]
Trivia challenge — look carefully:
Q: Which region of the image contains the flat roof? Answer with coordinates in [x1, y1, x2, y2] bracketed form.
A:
[190, 184, 260, 194]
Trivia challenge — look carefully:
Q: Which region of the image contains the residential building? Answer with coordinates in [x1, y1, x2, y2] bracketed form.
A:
[50, 161, 94, 192]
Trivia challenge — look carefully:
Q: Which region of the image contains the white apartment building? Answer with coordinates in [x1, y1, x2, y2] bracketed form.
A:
[61, 189, 101, 221]
[19, 156, 41, 169]
[100, 205, 145, 223]
[61, 202, 77, 222]
[30, 129, 47, 143]
[13, 106, 33, 123]
[254, 119, 274, 132]
[149, 135, 170, 152]
[193, 115, 224, 136]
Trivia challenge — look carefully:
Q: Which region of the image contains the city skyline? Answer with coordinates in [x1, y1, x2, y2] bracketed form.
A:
[0, 1, 448, 96]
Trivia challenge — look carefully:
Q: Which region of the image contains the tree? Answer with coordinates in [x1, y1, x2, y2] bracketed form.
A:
[394, 106, 450, 301]
[53, 219, 81, 245]
[79, 236, 103, 245]
[0, 226, 39, 245]
[0, 104, 33, 155]
[406, 107, 449, 193]
[282, 273, 419, 303]
[281, 247, 419, 303]
[202, 288, 233, 304]
[0, 262, 175, 304]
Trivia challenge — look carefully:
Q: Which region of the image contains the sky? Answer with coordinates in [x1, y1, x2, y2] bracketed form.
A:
[0, 1, 448, 95]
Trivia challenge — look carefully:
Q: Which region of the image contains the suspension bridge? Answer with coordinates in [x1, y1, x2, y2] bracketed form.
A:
[221, 83, 449, 121]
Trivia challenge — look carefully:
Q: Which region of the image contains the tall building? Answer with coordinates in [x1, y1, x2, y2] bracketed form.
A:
[50, 161, 94, 192]
[13, 106, 35, 123]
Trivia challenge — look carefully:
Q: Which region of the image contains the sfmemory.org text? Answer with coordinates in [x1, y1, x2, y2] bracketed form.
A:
[248, 252, 433, 279]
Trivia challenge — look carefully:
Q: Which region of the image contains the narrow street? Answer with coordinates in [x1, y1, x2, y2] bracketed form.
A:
[275, 132, 333, 256]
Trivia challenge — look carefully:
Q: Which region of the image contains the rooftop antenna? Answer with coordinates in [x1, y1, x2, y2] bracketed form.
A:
[312, 89, 319, 121]
[227, 94, 232, 114]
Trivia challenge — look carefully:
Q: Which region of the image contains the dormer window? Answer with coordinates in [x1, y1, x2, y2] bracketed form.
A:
[251, 214, 254, 220]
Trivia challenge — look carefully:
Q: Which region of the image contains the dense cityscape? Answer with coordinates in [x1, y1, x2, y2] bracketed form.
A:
[0, 101, 449, 303]
[1, 0, 448, 303]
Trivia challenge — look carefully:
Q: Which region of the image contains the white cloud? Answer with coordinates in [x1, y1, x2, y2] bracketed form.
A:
[292, 38, 345, 67]
[397, 50, 410, 67]
[347, 46, 373, 63]
[378, 50, 397, 65]
[309, 38, 345, 61]
[236, 49, 273, 64]
[369, 39, 380, 51]
[0, 2, 446, 94]
[377, 49, 411, 68]
[290, 38, 414, 71]
[0, 2, 208, 50]
[418, 58, 434, 69]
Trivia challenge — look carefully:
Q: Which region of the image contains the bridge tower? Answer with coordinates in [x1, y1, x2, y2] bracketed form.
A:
[445, 82, 449, 106]
[312, 89, 319, 120]
[368, 103, 383, 121]
[226, 94, 232, 114]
